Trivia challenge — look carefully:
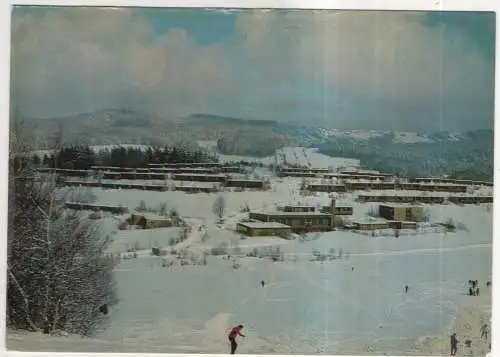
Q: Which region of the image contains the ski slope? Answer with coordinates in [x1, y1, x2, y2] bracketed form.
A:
[6, 151, 493, 355]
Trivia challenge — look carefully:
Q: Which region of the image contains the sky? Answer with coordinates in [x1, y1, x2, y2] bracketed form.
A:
[10, 7, 496, 132]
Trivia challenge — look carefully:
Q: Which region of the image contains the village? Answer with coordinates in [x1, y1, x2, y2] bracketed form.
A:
[19, 150, 491, 355]
[44, 160, 493, 245]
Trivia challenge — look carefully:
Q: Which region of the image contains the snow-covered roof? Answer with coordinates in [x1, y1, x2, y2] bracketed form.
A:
[282, 204, 316, 208]
[250, 210, 331, 216]
[378, 203, 423, 208]
[238, 221, 291, 229]
[174, 173, 226, 178]
[132, 212, 171, 221]
[351, 217, 389, 224]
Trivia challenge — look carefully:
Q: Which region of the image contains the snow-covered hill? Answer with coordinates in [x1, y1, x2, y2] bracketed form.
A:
[316, 128, 465, 144]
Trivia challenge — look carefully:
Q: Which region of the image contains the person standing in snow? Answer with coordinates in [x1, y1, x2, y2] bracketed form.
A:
[404, 285, 409, 294]
[228, 324, 245, 354]
[261, 280, 265, 288]
[481, 324, 489, 340]
[450, 333, 458, 356]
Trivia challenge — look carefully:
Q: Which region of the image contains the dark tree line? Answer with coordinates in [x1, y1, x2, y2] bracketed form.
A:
[216, 131, 293, 158]
[13, 145, 219, 170]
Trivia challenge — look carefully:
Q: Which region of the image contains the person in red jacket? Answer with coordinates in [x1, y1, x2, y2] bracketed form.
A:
[228, 325, 245, 354]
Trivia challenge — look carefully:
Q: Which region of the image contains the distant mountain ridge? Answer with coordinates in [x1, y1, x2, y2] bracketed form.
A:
[21, 109, 492, 150]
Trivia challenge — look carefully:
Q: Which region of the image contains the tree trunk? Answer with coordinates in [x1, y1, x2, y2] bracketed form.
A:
[8, 269, 39, 331]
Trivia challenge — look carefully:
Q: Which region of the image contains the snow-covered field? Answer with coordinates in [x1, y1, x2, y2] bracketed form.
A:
[6, 150, 493, 355]
[90, 231, 489, 355]
[215, 146, 359, 169]
[105, 226, 183, 254]
[277, 146, 360, 169]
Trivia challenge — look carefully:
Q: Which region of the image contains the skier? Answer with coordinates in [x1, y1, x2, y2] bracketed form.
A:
[261, 280, 265, 288]
[404, 285, 409, 294]
[480, 324, 489, 340]
[450, 333, 458, 356]
[228, 325, 245, 354]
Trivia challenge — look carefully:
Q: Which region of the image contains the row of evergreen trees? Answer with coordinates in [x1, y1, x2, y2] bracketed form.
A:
[16, 145, 219, 170]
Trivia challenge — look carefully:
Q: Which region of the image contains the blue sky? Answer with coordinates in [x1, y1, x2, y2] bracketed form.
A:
[10, 7, 496, 132]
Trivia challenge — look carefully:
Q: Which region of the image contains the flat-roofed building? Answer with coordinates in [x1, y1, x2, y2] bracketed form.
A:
[148, 162, 221, 168]
[172, 173, 227, 183]
[248, 211, 334, 233]
[419, 184, 468, 193]
[130, 213, 174, 229]
[340, 170, 394, 179]
[378, 204, 425, 222]
[102, 171, 168, 180]
[387, 221, 418, 230]
[65, 202, 129, 214]
[320, 205, 353, 215]
[279, 167, 329, 174]
[165, 168, 217, 175]
[282, 205, 316, 213]
[91, 166, 136, 172]
[236, 221, 292, 238]
[409, 177, 493, 187]
[39, 168, 93, 177]
[398, 183, 467, 193]
[226, 179, 270, 190]
[345, 181, 396, 191]
[173, 185, 219, 193]
[448, 196, 493, 204]
[220, 166, 245, 173]
[248, 199, 336, 233]
[64, 180, 102, 188]
[101, 182, 167, 191]
[357, 194, 446, 204]
[278, 171, 318, 178]
[349, 219, 390, 231]
[306, 183, 347, 193]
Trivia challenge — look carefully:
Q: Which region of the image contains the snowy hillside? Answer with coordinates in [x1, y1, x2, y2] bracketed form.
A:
[316, 128, 464, 144]
[7, 150, 492, 355]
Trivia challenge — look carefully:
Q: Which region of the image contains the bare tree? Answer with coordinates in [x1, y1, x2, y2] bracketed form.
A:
[158, 203, 168, 216]
[7, 120, 117, 336]
[212, 195, 226, 222]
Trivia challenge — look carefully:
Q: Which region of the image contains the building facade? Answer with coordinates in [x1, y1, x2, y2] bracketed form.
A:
[236, 222, 292, 238]
[378, 204, 425, 222]
[249, 199, 336, 233]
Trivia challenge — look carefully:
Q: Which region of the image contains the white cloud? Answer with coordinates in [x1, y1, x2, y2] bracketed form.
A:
[11, 7, 233, 118]
[234, 10, 492, 102]
[10, 8, 494, 131]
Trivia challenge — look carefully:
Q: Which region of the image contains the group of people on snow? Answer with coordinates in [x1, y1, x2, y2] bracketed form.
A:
[226, 279, 491, 354]
[467, 279, 483, 296]
[450, 322, 490, 356]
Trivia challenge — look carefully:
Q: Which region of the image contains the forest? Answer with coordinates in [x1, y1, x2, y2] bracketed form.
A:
[317, 130, 494, 181]
[12, 145, 219, 171]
